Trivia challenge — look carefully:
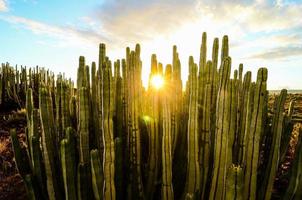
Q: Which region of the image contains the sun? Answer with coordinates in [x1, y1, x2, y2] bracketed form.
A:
[150, 75, 164, 89]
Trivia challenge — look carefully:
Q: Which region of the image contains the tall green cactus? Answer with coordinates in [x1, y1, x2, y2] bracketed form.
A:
[259, 89, 287, 200]
[161, 92, 174, 200]
[244, 68, 268, 200]
[184, 56, 200, 198]
[145, 54, 161, 200]
[126, 46, 145, 199]
[209, 57, 231, 200]
[101, 45, 116, 200]
[39, 86, 63, 200]
[26, 88, 34, 163]
[236, 71, 252, 164]
[78, 87, 90, 164]
[90, 149, 104, 200]
[282, 125, 302, 200]
[60, 127, 77, 200]
[77, 163, 92, 200]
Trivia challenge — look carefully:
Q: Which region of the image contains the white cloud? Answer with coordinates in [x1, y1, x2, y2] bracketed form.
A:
[93, 0, 199, 44]
[0, 0, 8, 12]
[87, 0, 302, 58]
[91, 0, 302, 41]
[0, 15, 109, 47]
[247, 46, 302, 60]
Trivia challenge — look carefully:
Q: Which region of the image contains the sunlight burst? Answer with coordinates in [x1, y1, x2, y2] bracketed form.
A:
[150, 75, 164, 89]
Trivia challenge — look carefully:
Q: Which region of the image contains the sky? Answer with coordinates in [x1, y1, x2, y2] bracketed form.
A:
[0, 0, 301, 90]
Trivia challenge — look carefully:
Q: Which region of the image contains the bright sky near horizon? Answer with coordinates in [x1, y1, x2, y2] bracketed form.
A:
[0, 0, 301, 89]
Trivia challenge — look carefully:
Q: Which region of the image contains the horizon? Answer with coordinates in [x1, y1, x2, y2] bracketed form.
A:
[0, 0, 302, 90]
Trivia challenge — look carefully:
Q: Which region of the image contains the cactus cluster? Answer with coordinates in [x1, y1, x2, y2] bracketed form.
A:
[3, 32, 301, 200]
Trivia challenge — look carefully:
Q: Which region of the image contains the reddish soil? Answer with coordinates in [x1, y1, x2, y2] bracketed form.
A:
[0, 109, 27, 200]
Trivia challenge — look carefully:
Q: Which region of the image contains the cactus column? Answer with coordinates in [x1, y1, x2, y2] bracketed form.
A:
[39, 86, 63, 200]
[244, 68, 268, 200]
[101, 46, 116, 200]
[209, 57, 232, 200]
[126, 46, 145, 199]
[161, 90, 174, 200]
[184, 56, 200, 198]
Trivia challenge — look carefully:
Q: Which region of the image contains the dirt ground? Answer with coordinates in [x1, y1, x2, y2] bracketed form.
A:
[0, 109, 27, 200]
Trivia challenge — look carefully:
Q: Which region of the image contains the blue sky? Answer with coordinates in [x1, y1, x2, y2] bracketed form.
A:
[0, 0, 301, 89]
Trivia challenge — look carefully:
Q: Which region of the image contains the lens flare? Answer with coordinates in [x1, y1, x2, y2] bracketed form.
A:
[151, 75, 164, 89]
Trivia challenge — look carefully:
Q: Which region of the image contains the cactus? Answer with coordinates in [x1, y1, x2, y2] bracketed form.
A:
[60, 127, 77, 200]
[69, 95, 77, 130]
[126, 46, 145, 199]
[244, 68, 268, 200]
[23, 174, 36, 200]
[114, 137, 123, 200]
[78, 87, 90, 164]
[161, 92, 174, 200]
[280, 100, 295, 161]
[283, 125, 302, 200]
[145, 54, 161, 200]
[3, 32, 300, 200]
[259, 89, 287, 200]
[90, 149, 104, 200]
[10, 128, 32, 177]
[26, 88, 34, 163]
[101, 54, 116, 200]
[225, 164, 243, 200]
[39, 86, 63, 200]
[241, 82, 255, 165]
[184, 56, 200, 198]
[77, 163, 93, 200]
[209, 57, 232, 200]
[113, 60, 124, 198]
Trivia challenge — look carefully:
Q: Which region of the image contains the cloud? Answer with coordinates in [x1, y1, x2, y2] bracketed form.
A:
[2, 0, 302, 50]
[0, 0, 8, 12]
[93, 0, 200, 43]
[196, 0, 302, 33]
[0, 15, 109, 46]
[85, 0, 302, 53]
[1, 0, 302, 66]
[247, 45, 302, 60]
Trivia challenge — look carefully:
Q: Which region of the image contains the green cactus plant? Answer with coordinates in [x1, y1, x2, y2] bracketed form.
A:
[161, 92, 174, 200]
[244, 68, 268, 200]
[60, 127, 77, 200]
[259, 89, 287, 200]
[90, 149, 104, 200]
[184, 56, 200, 198]
[209, 57, 232, 200]
[39, 86, 63, 200]
[225, 164, 243, 200]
